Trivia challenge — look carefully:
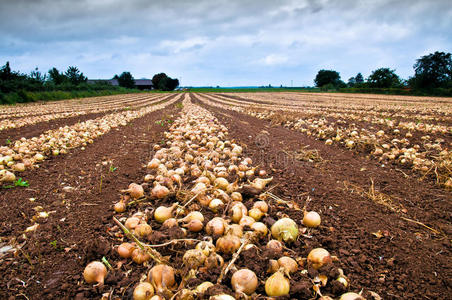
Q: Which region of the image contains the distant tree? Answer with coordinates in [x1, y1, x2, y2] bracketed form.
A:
[367, 68, 401, 88]
[314, 69, 343, 87]
[152, 73, 168, 90]
[0, 62, 13, 81]
[48, 67, 67, 85]
[65, 66, 87, 85]
[347, 77, 356, 87]
[115, 71, 135, 88]
[409, 51, 452, 89]
[355, 73, 364, 84]
[29, 67, 46, 83]
[152, 73, 179, 91]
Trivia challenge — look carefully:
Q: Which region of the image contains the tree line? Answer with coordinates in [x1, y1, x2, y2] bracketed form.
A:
[314, 51, 452, 95]
[0, 64, 180, 104]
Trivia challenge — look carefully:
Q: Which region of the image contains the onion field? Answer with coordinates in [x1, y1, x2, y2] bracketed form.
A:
[0, 92, 450, 299]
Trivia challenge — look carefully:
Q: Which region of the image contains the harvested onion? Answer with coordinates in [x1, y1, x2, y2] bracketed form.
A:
[133, 282, 154, 300]
[148, 264, 176, 293]
[339, 292, 365, 300]
[231, 269, 258, 295]
[117, 242, 135, 258]
[265, 271, 290, 296]
[307, 248, 332, 269]
[83, 261, 107, 285]
[216, 234, 241, 254]
[303, 211, 321, 228]
[154, 204, 177, 223]
[271, 218, 299, 243]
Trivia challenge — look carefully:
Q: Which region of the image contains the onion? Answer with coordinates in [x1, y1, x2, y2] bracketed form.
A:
[271, 218, 299, 243]
[210, 294, 235, 300]
[303, 211, 321, 228]
[239, 216, 255, 227]
[123, 183, 144, 199]
[227, 224, 243, 237]
[125, 217, 141, 229]
[12, 163, 25, 172]
[252, 201, 268, 213]
[205, 253, 224, 270]
[195, 240, 216, 256]
[151, 183, 170, 199]
[0, 171, 16, 182]
[307, 248, 332, 269]
[278, 256, 298, 274]
[230, 192, 242, 202]
[266, 240, 283, 253]
[147, 158, 160, 169]
[133, 282, 154, 300]
[251, 222, 268, 237]
[183, 219, 204, 232]
[132, 248, 151, 264]
[154, 204, 177, 223]
[265, 271, 290, 296]
[135, 223, 152, 237]
[209, 198, 224, 212]
[248, 208, 264, 221]
[182, 211, 204, 223]
[114, 201, 127, 213]
[148, 264, 176, 293]
[195, 281, 214, 294]
[231, 269, 258, 295]
[83, 261, 107, 285]
[183, 249, 207, 269]
[214, 177, 229, 190]
[230, 203, 247, 223]
[117, 242, 136, 258]
[250, 177, 273, 191]
[339, 292, 365, 300]
[144, 174, 154, 182]
[216, 234, 241, 254]
[206, 217, 227, 236]
[267, 259, 279, 273]
[192, 182, 208, 195]
[162, 218, 178, 228]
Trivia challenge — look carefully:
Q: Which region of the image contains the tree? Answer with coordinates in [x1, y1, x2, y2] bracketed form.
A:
[152, 73, 179, 91]
[314, 70, 343, 87]
[367, 68, 401, 88]
[152, 73, 168, 90]
[65, 66, 87, 85]
[115, 71, 135, 88]
[48, 67, 66, 85]
[347, 77, 356, 87]
[410, 51, 452, 89]
[355, 73, 364, 84]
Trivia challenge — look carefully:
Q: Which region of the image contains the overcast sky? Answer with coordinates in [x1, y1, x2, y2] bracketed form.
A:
[1, 0, 451, 86]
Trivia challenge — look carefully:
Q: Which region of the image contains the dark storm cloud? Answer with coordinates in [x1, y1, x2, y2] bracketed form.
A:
[0, 0, 451, 86]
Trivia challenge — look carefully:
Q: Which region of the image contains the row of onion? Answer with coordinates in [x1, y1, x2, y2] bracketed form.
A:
[0, 95, 180, 183]
[197, 93, 452, 189]
[84, 95, 367, 299]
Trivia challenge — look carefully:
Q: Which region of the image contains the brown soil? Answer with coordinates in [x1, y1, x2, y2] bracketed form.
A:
[0, 93, 450, 300]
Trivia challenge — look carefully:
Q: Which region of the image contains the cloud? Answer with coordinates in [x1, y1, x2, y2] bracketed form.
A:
[261, 54, 289, 66]
[0, 0, 451, 86]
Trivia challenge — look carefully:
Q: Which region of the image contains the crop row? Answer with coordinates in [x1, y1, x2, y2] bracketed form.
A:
[224, 92, 451, 122]
[196, 94, 452, 189]
[0, 94, 167, 131]
[0, 94, 181, 183]
[82, 95, 371, 300]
